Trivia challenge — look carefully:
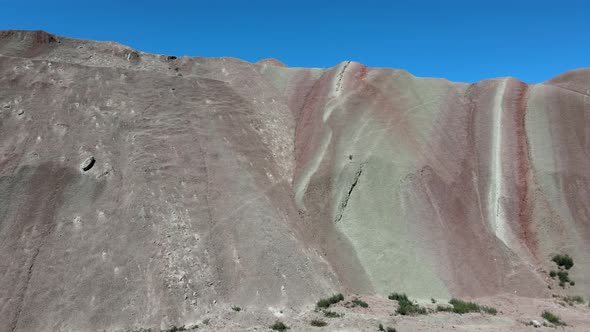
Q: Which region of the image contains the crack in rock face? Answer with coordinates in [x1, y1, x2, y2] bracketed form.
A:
[335, 164, 363, 223]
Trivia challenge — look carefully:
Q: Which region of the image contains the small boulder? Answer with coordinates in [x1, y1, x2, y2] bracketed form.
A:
[126, 50, 140, 62]
[531, 319, 541, 327]
[81, 156, 96, 172]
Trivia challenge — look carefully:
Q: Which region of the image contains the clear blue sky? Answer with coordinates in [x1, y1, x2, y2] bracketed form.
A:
[1, 0, 588, 83]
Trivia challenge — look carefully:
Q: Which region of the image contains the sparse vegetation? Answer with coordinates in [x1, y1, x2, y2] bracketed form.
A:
[351, 298, 368, 308]
[431, 298, 437, 304]
[166, 326, 185, 332]
[317, 293, 345, 308]
[323, 310, 343, 318]
[446, 298, 497, 315]
[550, 254, 576, 288]
[231, 305, 241, 312]
[542, 310, 566, 326]
[552, 254, 574, 270]
[202, 319, 210, 325]
[563, 295, 584, 305]
[310, 319, 327, 327]
[557, 271, 570, 283]
[388, 292, 427, 315]
[270, 320, 289, 331]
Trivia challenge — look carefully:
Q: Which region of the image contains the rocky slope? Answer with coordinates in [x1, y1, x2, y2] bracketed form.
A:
[0, 30, 589, 331]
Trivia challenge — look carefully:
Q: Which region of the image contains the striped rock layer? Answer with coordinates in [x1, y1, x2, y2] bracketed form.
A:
[0, 30, 589, 330]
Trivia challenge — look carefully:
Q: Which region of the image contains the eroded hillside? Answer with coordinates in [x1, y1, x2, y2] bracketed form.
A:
[1, 30, 589, 331]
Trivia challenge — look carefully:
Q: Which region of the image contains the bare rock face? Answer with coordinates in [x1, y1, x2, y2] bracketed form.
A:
[1, 30, 589, 331]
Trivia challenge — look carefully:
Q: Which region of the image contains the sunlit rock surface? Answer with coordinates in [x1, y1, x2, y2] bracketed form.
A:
[1, 30, 589, 331]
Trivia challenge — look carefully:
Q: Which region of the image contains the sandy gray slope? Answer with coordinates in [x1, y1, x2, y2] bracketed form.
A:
[0, 31, 336, 331]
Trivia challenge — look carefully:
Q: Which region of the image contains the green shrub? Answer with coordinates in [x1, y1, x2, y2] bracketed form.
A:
[351, 298, 368, 308]
[448, 298, 497, 315]
[166, 326, 185, 332]
[231, 305, 241, 312]
[482, 306, 498, 315]
[310, 319, 327, 327]
[316, 293, 345, 308]
[388, 292, 426, 315]
[542, 310, 566, 326]
[570, 281, 575, 286]
[549, 270, 557, 278]
[552, 254, 574, 270]
[431, 298, 437, 304]
[323, 310, 342, 318]
[388, 293, 409, 302]
[557, 271, 570, 283]
[270, 320, 289, 331]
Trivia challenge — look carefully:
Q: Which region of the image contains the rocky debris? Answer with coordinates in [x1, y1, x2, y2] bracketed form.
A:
[531, 319, 542, 327]
[126, 50, 140, 62]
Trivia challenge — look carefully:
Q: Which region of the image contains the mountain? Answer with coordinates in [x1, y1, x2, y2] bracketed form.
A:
[1, 30, 589, 331]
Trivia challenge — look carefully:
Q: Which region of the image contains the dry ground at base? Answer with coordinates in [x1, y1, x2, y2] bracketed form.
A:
[135, 294, 590, 332]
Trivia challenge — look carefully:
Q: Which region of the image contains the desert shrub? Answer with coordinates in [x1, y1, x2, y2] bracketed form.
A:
[448, 298, 497, 315]
[351, 298, 369, 308]
[231, 305, 241, 312]
[549, 270, 557, 278]
[310, 319, 327, 327]
[542, 311, 566, 326]
[570, 281, 575, 286]
[388, 293, 409, 302]
[481, 305, 498, 315]
[431, 298, 437, 304]
[270, 320, 289, 331]
[388, 292, 426, 315]
[166, 326, 185, 332]
[563, 295, 584, 305]
[552, 255, 574, 270]
[317, 293, 345, 308]
[557, 271, 570, 283]
[323, 310, 342, 318]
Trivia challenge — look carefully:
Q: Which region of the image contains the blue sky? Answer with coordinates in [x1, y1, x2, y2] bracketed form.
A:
[0, 0, 588, 83]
